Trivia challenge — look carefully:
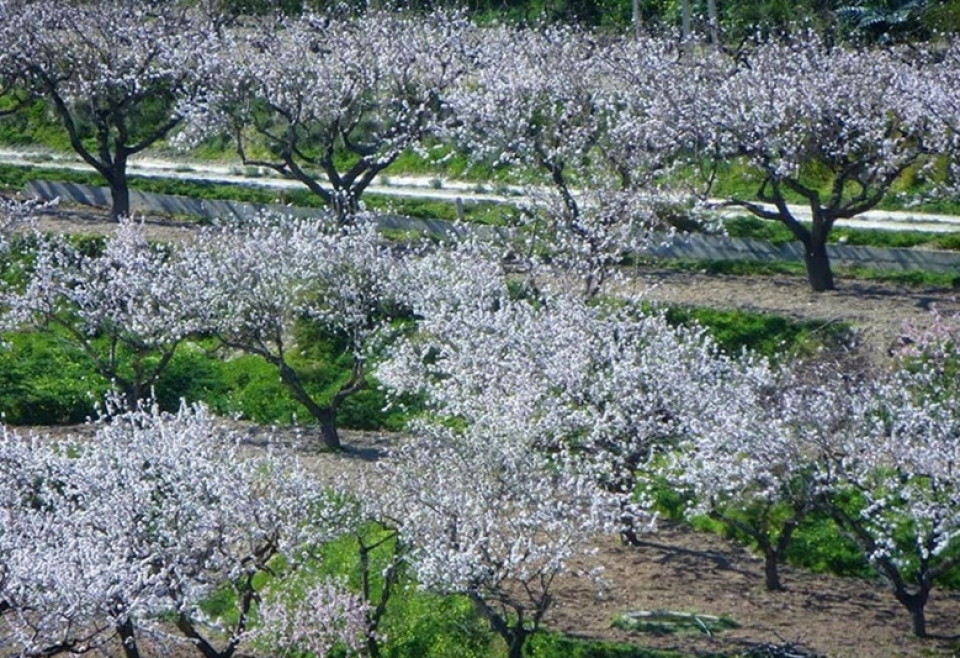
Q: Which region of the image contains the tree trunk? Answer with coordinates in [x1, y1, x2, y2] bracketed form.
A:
[277, 362, 342, 451]
[909, 601, 927, 638]
[707, 0, 719, 43]
[318, 408, 342, 453]
[117, 618, 141, 658]
[763, 550, 784, 592]
[681, 0, 692, 39]
[109, 178, 131, 221]
[469, 595, 529, 658]
[894, 587, 930, 638]
[507, 629, 527, 658]
[801, 235, 835, 292]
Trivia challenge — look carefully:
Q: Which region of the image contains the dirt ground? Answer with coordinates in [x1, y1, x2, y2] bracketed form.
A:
[18, 207, 960, 657]
[280, 429, 959, 658]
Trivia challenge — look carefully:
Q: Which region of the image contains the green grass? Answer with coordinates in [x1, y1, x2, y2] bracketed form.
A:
[0, 331, 108, 425]
[528, 633, 696, 658]
[658, 305, 853, 359]
[653, 257, 960, 288]
[0, 330, 413, 430]
[724, 215, 960, 251]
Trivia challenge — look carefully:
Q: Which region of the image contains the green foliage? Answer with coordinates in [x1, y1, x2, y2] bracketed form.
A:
[151, 342, 231, 413]
[0, 331, 106, 424]
[0, 98, 73, 151]
[659, 305, 851, 359]
[315, 529, 495, 658]
[0, 327, 411, 430]
[527, 632, 691, 658]
[0, 163, 104, 192]
[723, 216, 797, 245]
[782, 511, 872, 578]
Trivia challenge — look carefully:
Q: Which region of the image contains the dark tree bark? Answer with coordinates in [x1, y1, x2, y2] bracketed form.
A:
[469, 595, 529, 658]
[116, 617, 141, 658]
[801, 232, 835, 292]
[711, 505, 802, 592]
[270, 354, 366, 452]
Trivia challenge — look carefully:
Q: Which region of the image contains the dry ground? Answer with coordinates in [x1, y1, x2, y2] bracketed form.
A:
[18, 208, 960, 657]
[295, 431, 960, 658]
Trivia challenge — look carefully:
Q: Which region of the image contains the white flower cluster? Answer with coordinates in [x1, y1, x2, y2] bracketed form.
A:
[0, 403, 351, 657]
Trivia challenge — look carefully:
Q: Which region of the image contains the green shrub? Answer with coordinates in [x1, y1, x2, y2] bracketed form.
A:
[783, 511, 871, 579]
[152, 342, 230, 412]
[0, 331, 107, 424]
[316, 529, 495, 658]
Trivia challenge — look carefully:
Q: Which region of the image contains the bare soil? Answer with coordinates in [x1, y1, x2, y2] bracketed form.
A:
[20, 208, 960, 657]
[311, 431, 960, 658]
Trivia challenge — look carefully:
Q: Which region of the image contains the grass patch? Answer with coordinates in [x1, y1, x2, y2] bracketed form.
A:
[529, 632, 694, 658]
[0, 330, 413, 431]
[660, 305, 852, 359]
[725, 216, 960, 252]
[0, 331, 107, 424]
[652, 257, 960, 288]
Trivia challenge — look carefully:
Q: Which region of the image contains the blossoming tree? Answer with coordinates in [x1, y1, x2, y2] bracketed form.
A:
[192, 10, 471, 222]
[0, 403, 353, 658]
[679, 36, 937, 290]
[179, 216, 399, 451]
[0, 0, 214, 219]
[0, 220, 207, 408]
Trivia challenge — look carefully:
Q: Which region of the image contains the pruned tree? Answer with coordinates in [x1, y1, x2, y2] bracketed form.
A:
[447, 24, 666, 297]
[673, 35, 936, 291]
[180, 216, 399, 451]
[0, 0, 215, 219]
[190, 10, 471, 223]
[0, 403, 351, 658]
[673, 363, 858, 591]
[828, 357, 960, 638]
[0, 220, 207, 407]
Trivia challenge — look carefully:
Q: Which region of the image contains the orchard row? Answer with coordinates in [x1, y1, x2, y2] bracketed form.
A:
[3, 0, 960, 288]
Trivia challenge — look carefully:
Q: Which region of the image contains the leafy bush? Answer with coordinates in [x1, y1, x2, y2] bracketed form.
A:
[0, 331, 106, 424]
[152, 342, 230, 412]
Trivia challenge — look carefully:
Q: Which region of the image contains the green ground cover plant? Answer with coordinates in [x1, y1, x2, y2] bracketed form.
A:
[659, 305, 852, 359]
[0, 331, 409, 430]
[654, 257, 960, 288]
[724, 216, 960, 251]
